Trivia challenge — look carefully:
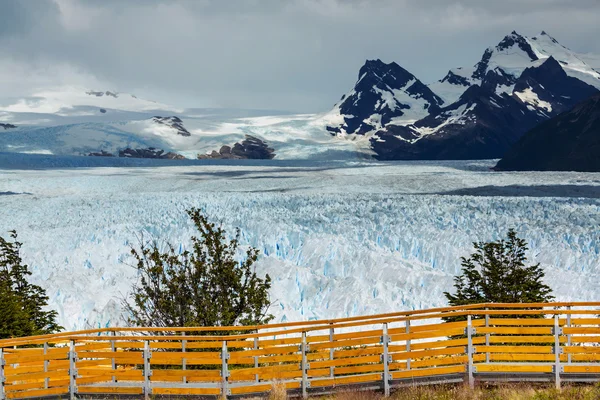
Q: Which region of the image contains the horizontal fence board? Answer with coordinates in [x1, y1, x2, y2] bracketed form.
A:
[75, 342, 113, 352]
[391, 365, 465, 379]
[403, 321, 467, 334]
[475, 364, 553, 373]
[562, 346, 600, 354]
[151, 351, 220, 360]
[113, 341, 145, 349]
[306, 334, 330, 344]
[390, 327, 466, 342]
[311, 355, 381, 369]
[570, 353, 600, 362]
[229, 345, 299, 359]
[334, 363, 384, 375]
[486, 318, 561, 326]
[570, 318, 600, 325]
[477, 327, 552, 335]
[153, 387, 222, 396]
[258, 337, 302, 347]
[563, 365, 600, 374]
[570, 336, 600, 343]
[310, 336, 382, 351]
[476, 346, 553, 354]
[5, 387, 69, 400]
[333, 329, 383, 341]
[151, 369, 221, 380]
[78, 386, 144, 395]
[563, 327, 600, 335]
[334, 346, 383, 359]
[5, 370, 69, 383]
[488, 336, 566, 344]
[4, 381, 46, 393]
[410, 355, 469, 369]
[79, 369, 143, 380]
[391, 346, 465, 361]
[234, 381, 301, 395]
[311, 373, 382, 388]
[487, 353, 557, 362]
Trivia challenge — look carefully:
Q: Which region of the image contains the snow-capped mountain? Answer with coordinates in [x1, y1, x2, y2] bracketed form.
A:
[366, 31, 600, 160]
[1, 31, 599, 162]
[0, 86, 180, 116]
[325, 59, 444, 136]
[429, 31, 600, 105]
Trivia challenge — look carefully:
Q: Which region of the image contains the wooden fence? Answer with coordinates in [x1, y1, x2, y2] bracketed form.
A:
[1, 302, 599, 399]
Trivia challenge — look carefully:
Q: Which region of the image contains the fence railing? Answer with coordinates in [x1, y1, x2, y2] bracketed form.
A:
[1, 302, 599, 399]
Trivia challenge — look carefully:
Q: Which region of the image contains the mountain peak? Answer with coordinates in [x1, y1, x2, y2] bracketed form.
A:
[326, 59, 443, 135]
[496, 31, 538, 60]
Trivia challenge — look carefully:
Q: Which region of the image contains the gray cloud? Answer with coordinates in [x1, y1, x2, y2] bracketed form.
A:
[1, 0, 599, 112]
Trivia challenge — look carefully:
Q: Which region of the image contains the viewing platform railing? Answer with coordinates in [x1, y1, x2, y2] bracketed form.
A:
[1, 302, 599, 399]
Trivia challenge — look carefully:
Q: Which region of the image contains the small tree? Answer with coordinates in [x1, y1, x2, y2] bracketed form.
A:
[0, 231, 62, 339]
[125, 208, 273, 328]
[443, 229, 553, 321]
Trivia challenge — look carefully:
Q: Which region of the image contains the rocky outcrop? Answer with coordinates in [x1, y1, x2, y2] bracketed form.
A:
[1, 123, 17, 130]
[88, 148, 186, 159]
[198, 135, 275, 159]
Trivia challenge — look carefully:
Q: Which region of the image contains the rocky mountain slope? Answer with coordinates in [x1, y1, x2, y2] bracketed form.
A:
[496, 94, 600, 172]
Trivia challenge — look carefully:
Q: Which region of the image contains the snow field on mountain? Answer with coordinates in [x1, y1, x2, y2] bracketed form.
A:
[1, 158, 599, 330]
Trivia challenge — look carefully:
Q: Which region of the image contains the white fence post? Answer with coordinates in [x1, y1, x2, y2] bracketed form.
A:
[0, 348, 5, 400]
[467, 315, 474, 389]
[254, 337, 259, 383]
[182, 331, 187, 384]
[329, 325, 335, 379]
[143, 340, 151, 400]
[221, 341, 229, 399]
[554, 314, 562, 389]
[301, 332, 308, 399]
[43, 342, 49, 389]
[110, 330, 116, 383]
[566, 306, 572, 364]
[406, 319, 411, 370]
[484, 308, 490, 363]
[382, 323, 390, 397]
[69, 340, 77, 400]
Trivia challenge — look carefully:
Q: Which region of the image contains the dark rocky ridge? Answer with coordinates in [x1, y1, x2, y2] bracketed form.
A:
[198, 135, 275, 160]
[88, 147, 186, 159]
[152, 116, 191, 137]
[86, 90, 119, 98]
[1, 123, 17, 130]
[496, 94, 600, 172]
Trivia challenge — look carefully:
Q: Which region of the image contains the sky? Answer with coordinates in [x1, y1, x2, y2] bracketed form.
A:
[1, 0, 599, 113]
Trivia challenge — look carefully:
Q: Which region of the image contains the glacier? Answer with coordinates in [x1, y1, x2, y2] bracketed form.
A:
[0, 155, 599, 330]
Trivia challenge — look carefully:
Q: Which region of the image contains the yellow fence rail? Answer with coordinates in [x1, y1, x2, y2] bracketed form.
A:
[1, 302, 599, 399]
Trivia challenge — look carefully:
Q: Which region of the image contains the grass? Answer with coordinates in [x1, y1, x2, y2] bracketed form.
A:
[322, 384, 600, 400]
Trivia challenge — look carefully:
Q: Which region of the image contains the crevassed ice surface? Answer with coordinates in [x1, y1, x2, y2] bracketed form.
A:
[0, 156, 599, 330]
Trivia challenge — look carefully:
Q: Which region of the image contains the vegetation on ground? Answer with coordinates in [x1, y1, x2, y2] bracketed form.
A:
[444, 229, 554, 322]
[298, 384, 600, 400]
[125, 208, 273, 328]
[0, 230, 61, 339]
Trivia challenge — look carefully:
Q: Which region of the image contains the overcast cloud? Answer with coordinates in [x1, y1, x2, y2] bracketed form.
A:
[1, 0, 599, 112]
